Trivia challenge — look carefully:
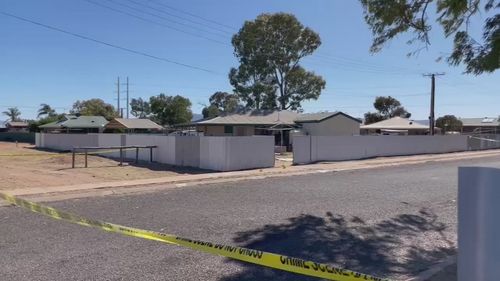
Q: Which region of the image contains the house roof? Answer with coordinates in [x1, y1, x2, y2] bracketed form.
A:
[295, 111, 361, 123]
[361, 116, 430, 130]
[106, 118, 163, 130]
[460, 117, 500, 127]
[6, 121, 29, 127]
[39, 115, 108, 129]
[196, 110, 299, 126]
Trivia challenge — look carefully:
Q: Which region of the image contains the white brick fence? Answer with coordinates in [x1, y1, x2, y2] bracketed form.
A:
[293, 135, 470, 164]
[36, 133, 275, 171]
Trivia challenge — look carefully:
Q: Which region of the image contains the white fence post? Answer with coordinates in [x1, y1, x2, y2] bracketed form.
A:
[458, 167, 500, 281]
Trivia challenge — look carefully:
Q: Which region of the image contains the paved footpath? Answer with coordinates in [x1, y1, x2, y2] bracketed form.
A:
[1, 156, 499, 280]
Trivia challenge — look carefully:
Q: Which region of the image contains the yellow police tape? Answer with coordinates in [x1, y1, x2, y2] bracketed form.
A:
[0, 193, 389, 281]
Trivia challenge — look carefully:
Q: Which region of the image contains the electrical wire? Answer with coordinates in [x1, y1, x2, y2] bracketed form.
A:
[102, 0, 230, 38]
[121, 0, 232, 35]
[147, 0, 235, 31]
[0, 11, 221, 74]
[83, 0, 228, 45]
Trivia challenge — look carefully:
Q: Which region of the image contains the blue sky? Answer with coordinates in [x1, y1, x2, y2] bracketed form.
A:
[0, 0, 498, 120]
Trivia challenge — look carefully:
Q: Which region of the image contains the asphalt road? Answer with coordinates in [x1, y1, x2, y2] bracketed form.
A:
[1, 156, 500, 281]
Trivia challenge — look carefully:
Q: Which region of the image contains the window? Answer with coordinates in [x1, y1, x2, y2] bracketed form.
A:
[224, 125, 233, 134]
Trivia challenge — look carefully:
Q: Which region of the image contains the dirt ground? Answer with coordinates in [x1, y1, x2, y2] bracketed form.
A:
[0, 142, 212, 191]
[0, 142, 291, 191]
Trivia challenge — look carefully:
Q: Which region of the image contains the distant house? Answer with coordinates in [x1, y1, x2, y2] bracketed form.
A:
[5, 121, 29, 132]
[360, 116, 438, 135]
[194, 110, 361, 148]
[460, 117, 500, 134]
[39, 115, 108, 133]
[195, 110, 299, 137]
[295, 111, 361, 136]
[105, 118, 163, 133]
[194, 110, 297, 148]
[0, 121, 6, 132]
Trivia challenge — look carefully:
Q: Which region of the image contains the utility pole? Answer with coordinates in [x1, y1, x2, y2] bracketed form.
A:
[116, 77, 121, 117]
[126, 77, 129, 119]
[423, 73, 445, 135]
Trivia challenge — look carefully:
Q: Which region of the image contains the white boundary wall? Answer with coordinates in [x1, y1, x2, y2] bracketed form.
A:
[294, 135, 469, 164]
[200, 136, 275, 171]
[35, 133, 274, 171]
[38, 133, 99, 151]
[97, 134, 124, 158]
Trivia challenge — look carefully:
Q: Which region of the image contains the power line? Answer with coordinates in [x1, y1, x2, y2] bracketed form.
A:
[313, 53, 423, 74]
[303, 57, 419, 75]
[102, 0, 230, 38]
[323, 93, 429, 98]
[83, 0, 228, 45]
[86, 1, 425, 76]
[121, 0, 232, 35]
[147, 0, 235, 31]
[0, 11, 220, 74]
[92, 1, 426, 76]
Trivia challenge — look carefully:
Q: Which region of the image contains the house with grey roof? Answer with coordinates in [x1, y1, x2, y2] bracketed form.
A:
[105, 118, 163, 133]
[194, 110, 361, 148]
[460, 117, 500, 134]
[195, 110, 299, 136]
[39, 115, 108, 133]
[5, 121, 29, 132]
[295, 111, 361, 136]
[360, 116, 439, 135]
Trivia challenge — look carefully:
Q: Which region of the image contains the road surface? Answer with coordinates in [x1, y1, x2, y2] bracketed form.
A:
[1, 156, 500, 281]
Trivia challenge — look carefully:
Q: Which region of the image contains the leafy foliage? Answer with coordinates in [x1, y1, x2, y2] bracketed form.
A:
[71, 99, 118, 120]
[29, 114, 65, 132]
[202, 105, 221, 119]
[37, 104, 56, 118]
[2, 107, 21, 122]
[202, 91, 242, 118]
[360, 0, 499, 74]
[149, 94, 193, 126]
[364, 96, 411, 125]
[364, 112, 385, 125]
[230, 13, 326, 110]
[130, 98, 151, 119]
[435, 114, 463, 131]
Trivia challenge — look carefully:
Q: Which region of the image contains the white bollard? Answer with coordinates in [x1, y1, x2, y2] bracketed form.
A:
[458, 167, 500, 281]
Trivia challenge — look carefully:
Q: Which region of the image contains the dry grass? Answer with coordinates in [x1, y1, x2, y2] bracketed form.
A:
[0, 142, 203, 191]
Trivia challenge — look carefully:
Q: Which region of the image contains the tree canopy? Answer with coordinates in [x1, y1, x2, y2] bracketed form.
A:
[37, 104, 56, 118]
[2, 107, 21, 122]
[130, 98, 151, 119]
[202, 91, 241, 119]
[436, 114, 463, 131]
[149, 94, 193, 126]
[364, 96, 411, 125]
[71, 99, 118, 120]
[360, 0, 499, 74]
[230, 13, 326, 110]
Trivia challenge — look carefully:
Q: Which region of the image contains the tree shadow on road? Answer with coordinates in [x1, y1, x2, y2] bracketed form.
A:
[219, 208, 455, 281]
